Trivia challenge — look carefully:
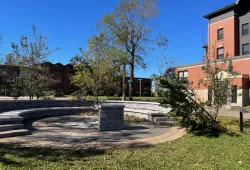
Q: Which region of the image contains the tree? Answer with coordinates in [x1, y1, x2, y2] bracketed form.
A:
[158, 56, 233, 131]
[71, 34, 120, 100]
[97, 0, 167, 101]
[11, 25, 59, 100]
[198, 48, 232, 120]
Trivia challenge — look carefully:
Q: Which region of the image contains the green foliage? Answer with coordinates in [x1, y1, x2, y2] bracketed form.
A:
[54, 91, 64, 97]
[199, 58, 231, 115]
[97, 0, 167, 100]
[158, 54, 234, 132]
[165, 111, 176, 118]
[244, 106, 250, 112]
[71, 34, 120, 101]
[158, 67, 220, 131]
[9, 25, 59, 100]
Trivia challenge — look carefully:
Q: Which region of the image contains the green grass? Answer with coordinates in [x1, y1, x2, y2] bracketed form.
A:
[244, 106, 250, 112]
[1, 117, 250, 169]
[66, 95, 158, 102]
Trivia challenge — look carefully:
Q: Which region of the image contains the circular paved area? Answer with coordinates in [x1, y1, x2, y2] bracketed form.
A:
[0, 114, 186, 149]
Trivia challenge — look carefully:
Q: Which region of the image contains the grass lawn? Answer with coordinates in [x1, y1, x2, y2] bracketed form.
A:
[65, 95, 158, 102]
[1, 117, 250, 169]
[244, 106, 250, 112]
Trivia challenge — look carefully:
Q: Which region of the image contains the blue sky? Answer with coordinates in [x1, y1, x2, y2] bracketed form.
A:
[0, 0, 234, 78]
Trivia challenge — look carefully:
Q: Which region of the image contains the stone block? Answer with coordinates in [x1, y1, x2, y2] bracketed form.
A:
[98, 105, 125, 132]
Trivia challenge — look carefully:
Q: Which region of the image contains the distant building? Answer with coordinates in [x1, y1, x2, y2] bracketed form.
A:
[124, 77, 152, 96]
[0, 62, 76, 95]
[0, 62, 152, 97]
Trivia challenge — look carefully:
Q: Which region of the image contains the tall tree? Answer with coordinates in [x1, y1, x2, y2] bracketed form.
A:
[11, 25, 59, 100]
[71, 34, 120, 100]
[97, 0, 167, 101]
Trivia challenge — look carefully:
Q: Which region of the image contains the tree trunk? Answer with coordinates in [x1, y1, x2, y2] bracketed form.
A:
[29, 93, 32, 100]
[122, 64, 126, 101]
[129, 57, 134, 101]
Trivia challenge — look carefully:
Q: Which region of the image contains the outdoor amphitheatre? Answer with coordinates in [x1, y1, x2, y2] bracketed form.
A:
[0, 99, 185, 149]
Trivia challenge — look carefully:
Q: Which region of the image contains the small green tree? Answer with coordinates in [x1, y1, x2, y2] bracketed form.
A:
[11, 25, 59, 100]
[198, 58, 231, 121]
[159, 57, 233, 131]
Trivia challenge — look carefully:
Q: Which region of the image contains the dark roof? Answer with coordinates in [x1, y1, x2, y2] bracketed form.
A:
[203, 3, 237, 19]
[54, 63, 65, 67]
[65, 64, 73, 69]
[42, 62, 54, 67]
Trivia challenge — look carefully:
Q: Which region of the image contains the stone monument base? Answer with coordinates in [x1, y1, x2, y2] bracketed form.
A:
[98, 105, 125, 132]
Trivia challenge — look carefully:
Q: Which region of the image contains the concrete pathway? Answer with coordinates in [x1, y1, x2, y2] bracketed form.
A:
[219, 108, 250, 119]
[0, 115, 186, 149]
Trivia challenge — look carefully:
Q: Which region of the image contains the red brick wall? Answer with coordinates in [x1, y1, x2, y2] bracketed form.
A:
[177, 58, 250, 90]
[207, 17, 238, 59]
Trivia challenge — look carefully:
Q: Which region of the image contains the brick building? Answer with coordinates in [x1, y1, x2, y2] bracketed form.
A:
[0, 62, 152, 97]
[177, 0, 250, 106]
[0, 62, 76, 95]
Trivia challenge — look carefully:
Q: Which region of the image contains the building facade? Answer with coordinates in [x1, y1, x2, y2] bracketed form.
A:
[177, 0, 250, 106]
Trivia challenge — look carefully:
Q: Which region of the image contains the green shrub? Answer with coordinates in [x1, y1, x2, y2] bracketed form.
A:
[71, 90, 86, 101]
[143, 92, 149, 96]
[54, 91, 64, 97]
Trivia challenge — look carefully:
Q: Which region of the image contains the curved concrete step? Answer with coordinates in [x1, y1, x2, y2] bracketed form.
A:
[0, 124, 24, 131]
[124, 108, 159, 114]
[0, 119, 23, 125]
[0, 129, 29, 138]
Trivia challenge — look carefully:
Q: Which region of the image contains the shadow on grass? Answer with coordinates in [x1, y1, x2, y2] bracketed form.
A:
[0, 142, 154, 167]
[189, 129, 241, 138]
[186, 117, 250, 138]
[0, 144, 105, 166]
[0, 150, 24, 166]
[187, 119, 250, 138]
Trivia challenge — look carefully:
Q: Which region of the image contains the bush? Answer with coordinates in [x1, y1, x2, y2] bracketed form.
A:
[54, 91, 64, 97]
[10, 90, 20, 100]
[143, 92, 149, 96]
[158, 67, 220, 131]
[165, 112, 176, 118]
[71, 90, 86, 101]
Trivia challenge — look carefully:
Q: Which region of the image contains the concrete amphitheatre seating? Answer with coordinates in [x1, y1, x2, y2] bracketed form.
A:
[0, 100, 173, 138]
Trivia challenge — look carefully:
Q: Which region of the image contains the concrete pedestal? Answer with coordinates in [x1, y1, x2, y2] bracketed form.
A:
[98, 105, 125, 132]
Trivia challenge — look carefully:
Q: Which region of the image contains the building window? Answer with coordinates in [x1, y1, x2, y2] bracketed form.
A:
[217, 47, 224, 59]
[231, 85, 237, 103]
[178, 71, 188, 78]
[243, 23, 249, 36]
[218, 28, 223, 41]
[243, 43, 249, 55]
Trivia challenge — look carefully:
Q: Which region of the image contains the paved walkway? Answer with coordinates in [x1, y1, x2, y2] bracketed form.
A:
[219, 108, 250, 119]
[0, 115, 186, 149]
